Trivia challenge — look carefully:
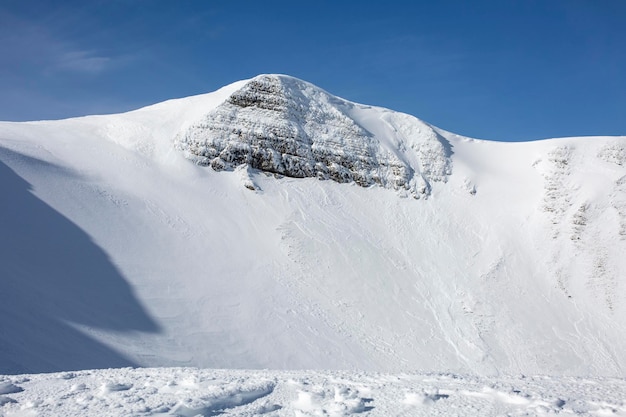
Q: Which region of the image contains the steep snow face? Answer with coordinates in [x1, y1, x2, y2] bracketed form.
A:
[532, 142, 626, 312]
[175, 74, 450, 197]
[0, 75, 625, 378]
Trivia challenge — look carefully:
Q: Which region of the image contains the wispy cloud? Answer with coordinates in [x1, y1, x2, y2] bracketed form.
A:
[54, 50, 112, 74]
[0, 10, 117, 77]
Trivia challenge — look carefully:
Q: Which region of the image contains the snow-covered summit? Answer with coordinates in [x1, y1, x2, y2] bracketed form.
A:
[175, 74, 450, 197]
[1, 75, 626, 378]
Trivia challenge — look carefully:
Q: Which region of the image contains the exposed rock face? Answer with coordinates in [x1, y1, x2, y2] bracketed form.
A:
[175, 74, 451, 196]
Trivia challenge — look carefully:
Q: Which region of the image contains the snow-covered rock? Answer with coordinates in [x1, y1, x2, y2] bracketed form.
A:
[175, 74, 451, 197]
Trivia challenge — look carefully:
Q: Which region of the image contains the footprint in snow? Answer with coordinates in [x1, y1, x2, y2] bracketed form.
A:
[293, 385, 373, 416]
[403, 389, 450, 406]
[171, 383, 276, 417]
[0, 396, 18, 406]
[0, 382, 24, 395]
[100, 381, 133, 394]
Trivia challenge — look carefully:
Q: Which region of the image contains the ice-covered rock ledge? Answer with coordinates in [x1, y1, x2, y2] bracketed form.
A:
[175, 74, 451, 197]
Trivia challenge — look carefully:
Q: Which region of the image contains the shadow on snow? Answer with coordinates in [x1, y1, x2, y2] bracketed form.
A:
[0, 148, 160, 374]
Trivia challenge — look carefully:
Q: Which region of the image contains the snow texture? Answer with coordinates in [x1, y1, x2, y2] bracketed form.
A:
[0, 74, 625, 381]
[0, 368, 625, 416]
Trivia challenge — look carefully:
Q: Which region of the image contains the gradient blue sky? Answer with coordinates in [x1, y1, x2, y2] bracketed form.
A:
[1, 0, 624, 141]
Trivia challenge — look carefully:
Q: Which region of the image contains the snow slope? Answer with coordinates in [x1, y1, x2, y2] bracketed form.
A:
[0, 74, 625, 377]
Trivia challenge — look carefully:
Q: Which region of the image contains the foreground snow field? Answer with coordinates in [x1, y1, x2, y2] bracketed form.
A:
[1, 74, 626, 394]
[1, 368, 625, 417]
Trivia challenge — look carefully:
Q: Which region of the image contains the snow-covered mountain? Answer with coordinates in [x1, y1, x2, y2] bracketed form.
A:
[1, 74, 625, 378]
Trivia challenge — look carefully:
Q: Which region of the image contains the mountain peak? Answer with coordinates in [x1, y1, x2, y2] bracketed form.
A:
[1, 74, 626, 377]
[175, 74, 451, 197]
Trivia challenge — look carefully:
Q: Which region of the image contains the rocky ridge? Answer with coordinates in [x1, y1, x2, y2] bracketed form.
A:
[174, 74, 451, 197]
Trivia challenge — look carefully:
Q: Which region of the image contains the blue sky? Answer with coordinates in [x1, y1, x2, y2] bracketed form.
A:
[1, 0, 624, 141]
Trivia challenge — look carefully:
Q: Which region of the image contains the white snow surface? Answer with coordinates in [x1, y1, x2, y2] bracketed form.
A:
[1, 74, 626, 386]
[1, 367, 626, 417]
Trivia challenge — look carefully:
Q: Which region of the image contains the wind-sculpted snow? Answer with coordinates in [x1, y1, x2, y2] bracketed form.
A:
[2, 368, 625, 416]
[175, 74, 450, 197]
